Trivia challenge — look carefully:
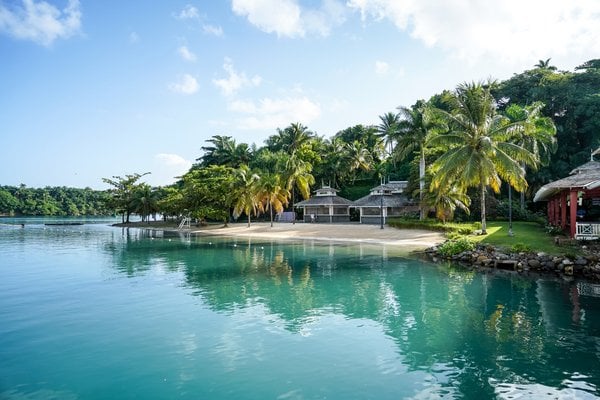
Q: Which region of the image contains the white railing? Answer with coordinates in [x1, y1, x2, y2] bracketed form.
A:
[178, 217, 191, 230]
[575, 222, 600, 239]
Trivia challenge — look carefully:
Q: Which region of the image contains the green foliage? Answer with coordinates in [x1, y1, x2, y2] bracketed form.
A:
[0, 185, 111, 216]
[387, 217, 478, 234]
[438, 238, 475, 257]
[510, 243, 532, 253]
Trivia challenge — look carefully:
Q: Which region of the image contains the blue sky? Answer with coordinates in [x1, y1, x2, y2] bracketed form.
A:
[2, 0, 599, 189]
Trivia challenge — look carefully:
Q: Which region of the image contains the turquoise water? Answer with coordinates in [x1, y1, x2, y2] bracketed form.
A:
[1, 221, 600, 399]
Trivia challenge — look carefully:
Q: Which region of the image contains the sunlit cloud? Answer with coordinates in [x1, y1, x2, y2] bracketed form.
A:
[347, 0, 600, 64]
[229, 96, 321, 130]
[231, 0, 346, 38]
[203, 24, 223, 37]
[213, 58, 261, 96]
[0, 0, 82, 46]
[178, 45, 196, 62]
[174, 4, 200, 20]
[168, 74, 199, 95]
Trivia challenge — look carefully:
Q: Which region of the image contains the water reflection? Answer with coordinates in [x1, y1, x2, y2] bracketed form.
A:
[103, 227, 600, 398]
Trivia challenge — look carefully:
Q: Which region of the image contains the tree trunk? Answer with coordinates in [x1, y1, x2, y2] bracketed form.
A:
[419, 148, 425, 220]
[269, 202, 274, 228]
[520, 191, 525, 210]
[247, 212, 251, 228]
[480, 183, 487, 235]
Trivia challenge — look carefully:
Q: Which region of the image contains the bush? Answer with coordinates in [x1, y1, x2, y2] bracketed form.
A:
[510, 243, 532, 253]
[438, 238, 475, 257]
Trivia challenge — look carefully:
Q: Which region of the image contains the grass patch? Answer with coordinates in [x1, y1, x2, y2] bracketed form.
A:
[471, 221, 559, 254]
[388, 218, 569, 255]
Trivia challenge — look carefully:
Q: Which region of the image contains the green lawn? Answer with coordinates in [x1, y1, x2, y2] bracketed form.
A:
[470, 221, 560, 254]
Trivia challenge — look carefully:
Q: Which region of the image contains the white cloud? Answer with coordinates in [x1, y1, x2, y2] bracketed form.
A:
[229, 96, 321, 130]
[375, 60, 389, 74]
[168, 74, 199, 95]
[0, 0, 81, 46]
[231, 0, 346, 38]
[213, 58, 262, 96]
[175, 4, 200, 20]
[203, 24, 223, 37]
[178, 45, 196, 62]
[347, 0, 600, 64]
[152, 153, 193, 185]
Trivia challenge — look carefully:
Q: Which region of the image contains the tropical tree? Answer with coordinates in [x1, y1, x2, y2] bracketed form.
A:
[377, 111, 401, 157]
[504, 102, 557, 208]
[265, 122, 314, 155]
[102, 172, 150, 223]
[424, 183, 471, 224]
[256, 173, 290, 227]
[197, 135, 252, 168]
[429, 82, 538, 234]
[284, 153, 315, 206]
[131, 183, 159, 223]
[534, 58, 557, 71]
[232, 165, 262, 227]
[395, 100, 442, 220]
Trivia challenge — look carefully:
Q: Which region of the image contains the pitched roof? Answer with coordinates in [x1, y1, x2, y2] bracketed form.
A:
[294, 195, 354, 207]
[534, 160, 600, 201]
[353, 193, 412, 208]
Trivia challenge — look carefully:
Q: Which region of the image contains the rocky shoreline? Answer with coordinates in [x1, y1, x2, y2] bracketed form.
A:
[423, 242, 600, 282]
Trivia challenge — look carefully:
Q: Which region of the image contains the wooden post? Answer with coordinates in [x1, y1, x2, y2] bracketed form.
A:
[570, 190, 578, 238]
[561, 192, 567, 230]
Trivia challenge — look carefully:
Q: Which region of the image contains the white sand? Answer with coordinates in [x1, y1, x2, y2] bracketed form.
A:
[190, 222, 444, 250]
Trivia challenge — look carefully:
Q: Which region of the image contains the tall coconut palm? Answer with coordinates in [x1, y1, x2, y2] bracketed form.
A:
[377, 111, 401, 157]
[429, 82, 538, 234]
[266, 123, 314, 155]
[284, 153, 315, 207]
[256, 173, 290, 227]
[232, 165, 261, 227]
[395, 100, 441, 220]
[344, 140, 374, 179]
[505, 102, 557, 208]
[198, 135, 251, 167]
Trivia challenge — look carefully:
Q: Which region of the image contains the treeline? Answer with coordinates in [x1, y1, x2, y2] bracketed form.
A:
[9, 59, 600, 225]
[0, 185, 112, 216]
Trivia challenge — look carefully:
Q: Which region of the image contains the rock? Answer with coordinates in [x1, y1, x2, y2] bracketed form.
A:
[575, 258, 588, 266]
[528, 259, 541, 268]
[496, 253, 509, 260]
[564, 265, 574, 275]
[562, 259, 573, 266]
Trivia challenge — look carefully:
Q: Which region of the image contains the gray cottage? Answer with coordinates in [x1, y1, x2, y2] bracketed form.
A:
[353, 181, 416, 224]
[294, 186, 353, 223]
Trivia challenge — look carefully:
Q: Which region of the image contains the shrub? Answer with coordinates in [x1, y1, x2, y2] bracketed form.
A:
[438, 238, 475, 257]
[510, 243, 532, 253]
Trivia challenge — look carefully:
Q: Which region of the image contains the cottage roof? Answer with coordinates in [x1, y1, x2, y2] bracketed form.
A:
[294, 195, 354, 207]
[533, 160, 600, 201]
[353, 193, 412, 208]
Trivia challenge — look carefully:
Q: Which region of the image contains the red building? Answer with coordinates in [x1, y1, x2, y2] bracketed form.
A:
[534, 159, 600, 239]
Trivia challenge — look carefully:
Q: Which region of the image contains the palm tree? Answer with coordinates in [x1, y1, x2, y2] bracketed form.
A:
[131, 183, 159, 223]
[377, 111, 401, 157]
[534, 58, 557, 71]
[424, 183, 470, 224]
[198, 135, 251, 167]
[429, 82, 538, 234]
[266, 123, 314, 155]
[395, 100, 441, 220]
[232, 165, 262, 227]
[505, 102, 557, 208]
[256, 173, 290, 227]
[284, 153, 315, 207]
[344, 140, 374, 179]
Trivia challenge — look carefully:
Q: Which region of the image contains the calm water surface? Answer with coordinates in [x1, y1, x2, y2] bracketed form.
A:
[1, 220, 600, 399]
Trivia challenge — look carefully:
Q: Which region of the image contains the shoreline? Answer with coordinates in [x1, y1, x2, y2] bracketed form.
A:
[117, 221, 446, 252]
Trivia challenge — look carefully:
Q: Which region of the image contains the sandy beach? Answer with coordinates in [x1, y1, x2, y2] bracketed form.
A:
[186, 222, 445, 251]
